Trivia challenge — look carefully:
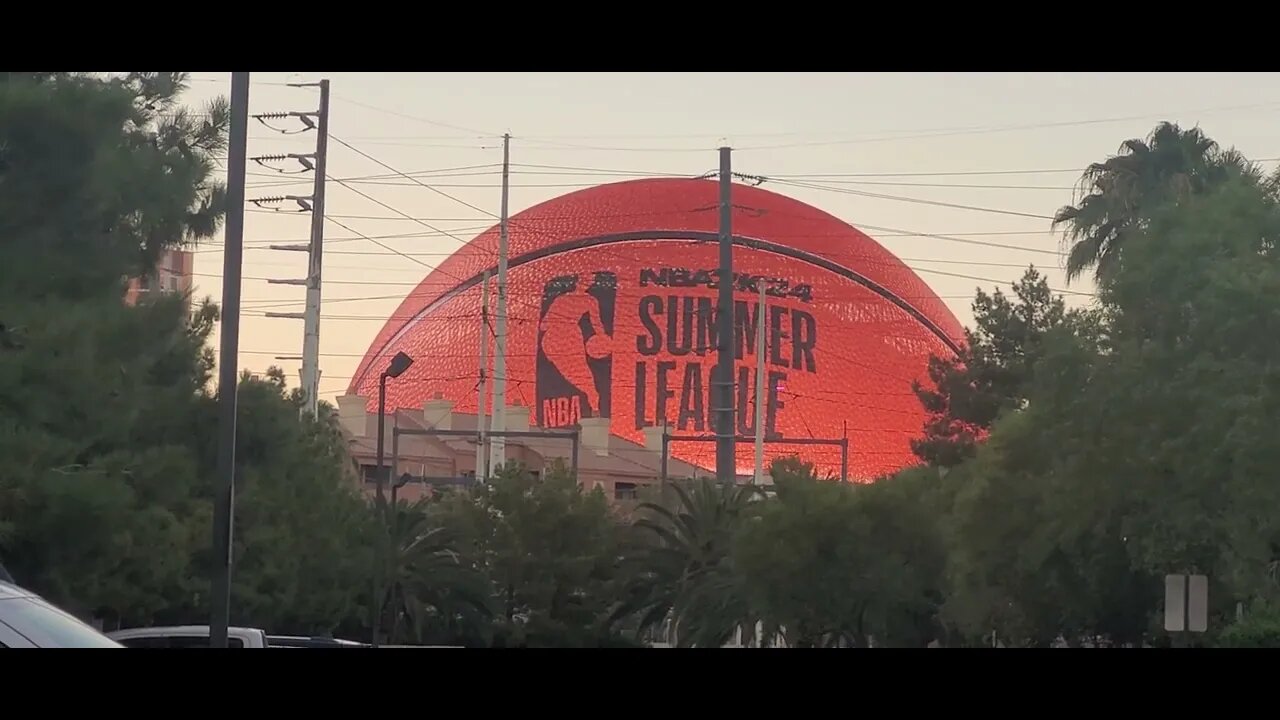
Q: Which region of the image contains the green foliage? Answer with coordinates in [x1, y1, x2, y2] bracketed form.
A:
[0, 72, 227, 301]
[936, 141, 1280, 647]
[0, 72, 375, 640]
[7, 86, 1280, 653]
[911, 268, 1093, 467]
[430, 461, 624, 647]
[222, 372, 374, 635]
[608, 459, 949, 648]
[0, 294, 215, 625]
[737, 462, 867, 647]
[1218, 604, 1280, 648]
[376, 496, 492, 645]
[612, 476, 763, 647]
[1053, 121, 1262, 283]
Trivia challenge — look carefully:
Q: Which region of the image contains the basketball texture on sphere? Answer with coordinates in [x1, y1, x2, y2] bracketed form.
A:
[348, 178, 965, 481]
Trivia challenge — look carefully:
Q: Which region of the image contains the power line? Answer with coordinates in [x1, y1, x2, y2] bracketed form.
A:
[193, 254, 1057, 285]
[331, 135, 499, 219]
[282, 165, 616, 333]
[188, 227, 1062, 261]
[232, 255, 1091, 311]
[246, 208, 492, 222]
[256, 153, 1065, 224]
[197, 225, 496, 247]
[247, 175, 1078, 192]
[329, 95, 498, 137]
[215, 233, 1061, 259]
[245, 163, 503, 184]
[501, 101, 1280, 152]
[239, 90, 1280, 152]
[236, 157, 1280, 191]
[249, 137, 1086, 384]
[765, 177, 1055, 220]
[732, 101, 1280, 151]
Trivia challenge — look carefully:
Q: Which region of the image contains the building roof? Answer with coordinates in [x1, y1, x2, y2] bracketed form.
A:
[344, 403, 706, 482]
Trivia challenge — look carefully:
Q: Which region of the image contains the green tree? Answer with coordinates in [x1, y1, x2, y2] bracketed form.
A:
[1091, 174, 1280, 618]
[850, 466, 952, 646]
[0, 294, 213, 625]
[732, 459, 949, 648]
[942, 406, 1154, 647]
[212, 369, 375, 636]
[612, 477, 762, 647]
[1053, 121, 1261, 283]
[944, 172, 1280, 647]
[911, 268, 1095, 467]
[436, 462, 624, 647]
[0, 72, 227, 302]
[0, 74, 381, 641]
[1217, 603, 1280, 648]
[377, 496, 493, 645]
[734, 459, 864, 647]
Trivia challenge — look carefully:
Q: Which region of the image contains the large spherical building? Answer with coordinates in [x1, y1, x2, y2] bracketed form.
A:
[348, 178, 963, 480]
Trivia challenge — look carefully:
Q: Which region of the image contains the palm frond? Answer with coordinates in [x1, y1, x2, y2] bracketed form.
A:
[1053, 121, 1259, 285]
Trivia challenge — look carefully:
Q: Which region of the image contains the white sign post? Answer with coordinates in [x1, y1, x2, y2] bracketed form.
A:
[1164, 573, 1208, 633]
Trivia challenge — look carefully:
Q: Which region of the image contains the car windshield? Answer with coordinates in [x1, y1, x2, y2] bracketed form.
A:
[0, 596, 122, 648]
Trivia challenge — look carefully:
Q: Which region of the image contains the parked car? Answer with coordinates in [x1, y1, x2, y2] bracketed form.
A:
[108, 626, 369, 648]
[109, 625, 269, 648]
[266, 635, 368, 648]
[0, 580, 123, 648]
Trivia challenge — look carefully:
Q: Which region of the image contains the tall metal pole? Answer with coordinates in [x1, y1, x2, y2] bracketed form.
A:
[753, 281, 766, 484]
[210, 71, 250, 649]
[371, 372, 388, 647]
[475, 271, 491, 481]
[376, 375, 388, 505]
[715, 146, 736, 485]
[489, 134, 511, 474]
[300, 79, 329, 417]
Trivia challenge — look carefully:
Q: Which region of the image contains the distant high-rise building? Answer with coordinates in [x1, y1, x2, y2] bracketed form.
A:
[124, 248, 193, 306]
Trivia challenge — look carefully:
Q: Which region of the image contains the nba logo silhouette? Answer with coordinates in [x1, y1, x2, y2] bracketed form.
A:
[536, 271, 617, 428]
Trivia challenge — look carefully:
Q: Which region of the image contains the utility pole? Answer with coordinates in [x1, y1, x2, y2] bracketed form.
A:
[252, 80, 331, 417]
[715, 146, 736, 486]
[476, 271, 491, 481]
[753, 280, 766, 484]
[299, 80, 330, 417]
[210, 71, 250, 649]
[489, 133, 511, 474]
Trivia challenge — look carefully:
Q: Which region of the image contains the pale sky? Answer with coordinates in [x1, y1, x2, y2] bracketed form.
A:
[181, 72, 1280, 403]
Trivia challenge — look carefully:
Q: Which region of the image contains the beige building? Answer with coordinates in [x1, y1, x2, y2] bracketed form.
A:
[124, 248, 194, 306]
[334, 394, 709, 503]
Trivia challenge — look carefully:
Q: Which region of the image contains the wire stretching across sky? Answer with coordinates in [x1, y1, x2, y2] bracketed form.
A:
[324, 137, 1069, 240]
[230, 136, 1095, 328]
[230, 138, 1102, 303]
[202, 76, 1280, 149]
[236, 131, 1145, 334]
[291, 94, 1280, 153]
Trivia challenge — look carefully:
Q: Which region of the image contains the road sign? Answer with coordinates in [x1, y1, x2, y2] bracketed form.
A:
[1164, 573, 1208, 633]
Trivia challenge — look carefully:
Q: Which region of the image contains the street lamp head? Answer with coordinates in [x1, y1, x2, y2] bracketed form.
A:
[385, 351, 414, 379]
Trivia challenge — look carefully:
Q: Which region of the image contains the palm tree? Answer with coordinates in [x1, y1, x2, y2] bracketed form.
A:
[378, 497, 493, 644]
[1054, 122, 1262, 283]
[611, 479, 766, 647]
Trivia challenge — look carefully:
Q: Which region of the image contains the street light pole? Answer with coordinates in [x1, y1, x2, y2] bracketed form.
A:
[371, 351, 413, 648]
[375, 374, 389, 506]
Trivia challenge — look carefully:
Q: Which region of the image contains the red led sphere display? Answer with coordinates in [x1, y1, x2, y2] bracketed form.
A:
[348, 178, 964, 480]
